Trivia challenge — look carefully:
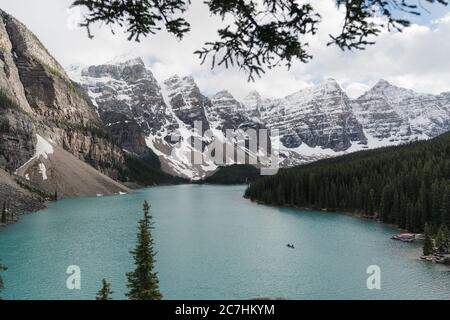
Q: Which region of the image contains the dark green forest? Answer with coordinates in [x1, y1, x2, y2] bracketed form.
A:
[123, 151, 186, 186]
[245, 132, 450, 233]
[197, 165, 261, 185]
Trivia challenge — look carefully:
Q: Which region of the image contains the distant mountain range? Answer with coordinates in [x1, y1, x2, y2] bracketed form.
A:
[69, 57, 450, 180]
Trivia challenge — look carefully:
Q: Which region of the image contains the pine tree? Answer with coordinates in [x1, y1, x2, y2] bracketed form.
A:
[419, 181, 431, 225]
[423, 223, 434, 256]
[442, 190, 450, 230]
[126, 201, 162, 300]
[435, 225, 449, 253]
[96, 279, 114, 300]
[0, 259, 6, 300]
[431, 181, 443, 225]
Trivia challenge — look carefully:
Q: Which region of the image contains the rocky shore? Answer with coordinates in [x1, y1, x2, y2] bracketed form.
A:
[0, 168, 47, 226]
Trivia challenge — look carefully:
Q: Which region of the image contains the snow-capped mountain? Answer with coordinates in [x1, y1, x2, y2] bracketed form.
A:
[164, 75, 210, 131]
[250, 79, 367, 152]
[70, 59, 214, 179]
[353, 80, 450, 142]
[69, 57, 450, 180]
[69, 56, 178, 156]
[243, 90, 263, 119]
[208, 90, 266, 135]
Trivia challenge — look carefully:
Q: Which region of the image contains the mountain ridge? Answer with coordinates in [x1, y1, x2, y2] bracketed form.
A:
[69, 56, 450, 180]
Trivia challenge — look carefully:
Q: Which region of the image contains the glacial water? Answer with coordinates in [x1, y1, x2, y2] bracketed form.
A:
[0, 185, 449, 300]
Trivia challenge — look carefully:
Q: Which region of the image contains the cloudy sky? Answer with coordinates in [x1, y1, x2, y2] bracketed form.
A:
[0, 0, 449, 100]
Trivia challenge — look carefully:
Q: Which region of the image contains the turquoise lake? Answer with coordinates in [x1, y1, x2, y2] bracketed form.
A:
[0, 185, 449, 300]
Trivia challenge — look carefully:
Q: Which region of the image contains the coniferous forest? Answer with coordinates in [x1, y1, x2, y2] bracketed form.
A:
[245, 132, 450, 233]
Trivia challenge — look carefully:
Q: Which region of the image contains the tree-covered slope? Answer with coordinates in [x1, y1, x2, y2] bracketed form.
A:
[198, 165, 261, 185]
[245, 132, 450, 233]
[123, 151, 187, 186]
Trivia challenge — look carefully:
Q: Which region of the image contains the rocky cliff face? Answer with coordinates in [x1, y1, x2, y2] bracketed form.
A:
[209, 90, 263, 131]
[0, 107, 36, 171]
[69, 57, 178, 156]
[164, 75, 210, 131]
[352, 82, 408, 141]
[249, 79, 367, 152]
[242, 91, 263, 119]
[0, 9, 126, 196]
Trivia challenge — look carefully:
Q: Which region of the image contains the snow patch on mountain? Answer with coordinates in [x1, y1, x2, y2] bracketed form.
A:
[38, 163, 47, 181]
[16, 134, 54, 172]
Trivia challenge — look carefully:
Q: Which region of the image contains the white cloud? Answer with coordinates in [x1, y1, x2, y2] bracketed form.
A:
[345, 83, 371, 99]
[0, 0, 449, 100]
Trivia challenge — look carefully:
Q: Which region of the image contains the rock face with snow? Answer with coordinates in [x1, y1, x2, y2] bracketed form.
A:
[249, 79, 367, 152]
[73, 59, 275, 179]
[209, 90, 263, 131]
[164, 75, 210, 129]
[242, 90, 264, 120]
[71, 57, 178, 157]
[352, 80, 450, 142]
[71, 60, 209, 179]
[15, 135, 129, 198]
[0, 9, 128, 198]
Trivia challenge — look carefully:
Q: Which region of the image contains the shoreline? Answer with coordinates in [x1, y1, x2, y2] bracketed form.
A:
[0, 200, 47, 228]
[0, 181, 192, 228]
[0, 187, 138, 229]
[249, 198, 404, 230]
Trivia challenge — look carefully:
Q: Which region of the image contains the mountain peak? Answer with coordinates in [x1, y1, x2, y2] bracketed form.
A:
[165, 74, 180, 82]
[243, 90, 263, 110]
[325, 78, 338, 84]
[369, 79, 417, 96]
[322, 78, 342, 89]
[213, 90, 234, 99]
[165, 74, 196, 84]
[106, 55, 144, 66]
[373, 79, 392, 88]
[246, 90, 261, 99]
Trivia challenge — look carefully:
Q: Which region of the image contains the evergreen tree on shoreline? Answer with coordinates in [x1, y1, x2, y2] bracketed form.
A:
[435, 225, 449, 254]
[423, 223, 434, 256]
[126, 201, 162, 300]
[96, 279, 114, 300]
